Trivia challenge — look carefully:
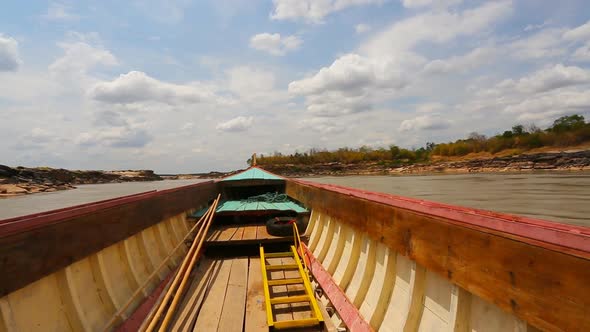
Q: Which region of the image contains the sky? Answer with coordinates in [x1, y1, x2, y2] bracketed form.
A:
[1, 0, 590, 173]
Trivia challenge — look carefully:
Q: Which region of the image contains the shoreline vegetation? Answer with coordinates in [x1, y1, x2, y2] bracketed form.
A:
[255, 114, 590, 176]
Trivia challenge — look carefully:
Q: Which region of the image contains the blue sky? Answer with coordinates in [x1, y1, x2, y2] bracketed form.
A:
[1, 1, 590, 173]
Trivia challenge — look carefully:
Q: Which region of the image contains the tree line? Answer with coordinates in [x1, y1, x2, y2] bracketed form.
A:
[255, 114, 590, 166]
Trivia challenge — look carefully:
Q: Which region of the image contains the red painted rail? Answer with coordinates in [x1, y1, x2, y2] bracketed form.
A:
[0, 181, 214, 238]
[292, 179, 590, 256]
[303, 244, 373, 332]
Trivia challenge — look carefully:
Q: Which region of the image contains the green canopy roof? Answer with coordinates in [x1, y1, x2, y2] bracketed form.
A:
[221, 167, 283, 181]
[189, 199, 308, 218]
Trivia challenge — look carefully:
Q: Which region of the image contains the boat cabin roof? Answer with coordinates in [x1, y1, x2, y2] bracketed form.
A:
[190, 198, 308, 218]
[220, 167, 283, 182]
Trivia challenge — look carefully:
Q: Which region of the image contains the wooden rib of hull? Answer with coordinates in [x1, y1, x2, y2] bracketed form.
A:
[0, 211, 194, 332]
[305, 210, 536, 331]
[288, 179, 589, 332]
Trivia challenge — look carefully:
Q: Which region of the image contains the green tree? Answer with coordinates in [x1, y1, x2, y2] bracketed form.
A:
[512, 125, 524, 136]
[550, 114, 586, 133]
[389, 145, 400, 159]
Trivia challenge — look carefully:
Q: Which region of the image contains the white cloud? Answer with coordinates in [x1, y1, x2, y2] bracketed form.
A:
[49, 41, 118, 80]
[504, 90, 590, 123]
[289, 53, 418, 116]
[355, 23, 371, 34]
[299, 117, 345, 134]
[290, 54, 382, 95]
[563, 20, 590, 41]
[458, 62, 590, 127]
[77, 126, 153, 148]
[508, 64, 590, 93]
[415, 102, 445, 113]
[249, 33, 302, 56]
[524, 20, 552, 32]
[487, 64, 590, 95]
[401, 0, 462, 9]
[42, 2, 79, 21]
[88, 71, 222, 105]
[362, 1, 512, 56]
[270, 0, 385, 23]
[15, 128, 58, 150]
[289, 1, 512, 117]
[181, 122, 194, 131]
[227, 66, 276, 97]
[572, 43, 590, 62]
[132, 0, 193, 24]
[216, 116, 253, 132]
[423, 46, 498, 74]
[399, 114, 451, 131]
[0, 34, 22, 71]
[508, 28, 566, 60]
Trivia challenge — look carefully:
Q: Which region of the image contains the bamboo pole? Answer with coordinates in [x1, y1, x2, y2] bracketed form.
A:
[145, 194, 220, 332]
[101, 202, 215, 332]
[157, 194, 221, 331]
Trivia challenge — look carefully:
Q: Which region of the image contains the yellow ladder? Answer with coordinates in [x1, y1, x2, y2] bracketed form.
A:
[260, 243, 324, 329]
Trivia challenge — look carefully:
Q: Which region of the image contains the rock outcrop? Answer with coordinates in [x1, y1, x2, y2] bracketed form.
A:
[260, 150, 590, 177]
[0, 166, 162, 197]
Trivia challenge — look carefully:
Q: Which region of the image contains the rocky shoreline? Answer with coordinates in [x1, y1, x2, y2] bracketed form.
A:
[160, 170, 243, 180]
[0, 165, 162, 197]
[260, 150, 590, 177]
[3, 150, 588, 197]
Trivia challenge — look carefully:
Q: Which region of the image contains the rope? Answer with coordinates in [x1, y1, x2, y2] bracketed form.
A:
[242, 192, 289, 203]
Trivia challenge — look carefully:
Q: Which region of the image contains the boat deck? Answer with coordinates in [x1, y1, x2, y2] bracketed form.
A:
[167, 256, 325, 332]
[205, 224, 308, 246]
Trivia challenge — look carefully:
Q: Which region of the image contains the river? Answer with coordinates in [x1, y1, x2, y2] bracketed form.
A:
[1, 173, 589, 227]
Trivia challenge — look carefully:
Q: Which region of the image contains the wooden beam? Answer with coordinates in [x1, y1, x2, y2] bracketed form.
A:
[0, 181, 218, 297]
[286, 180, 590, 332]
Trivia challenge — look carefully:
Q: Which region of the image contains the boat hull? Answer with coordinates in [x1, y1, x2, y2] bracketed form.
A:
[1, 175, 589, 331]
[287, 179, 590, 332]
[0, 181, 218, 332]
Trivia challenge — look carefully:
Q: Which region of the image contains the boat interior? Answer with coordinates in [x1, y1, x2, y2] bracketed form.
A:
[140, 167, 326, 332]
[1, 166, 588, 332]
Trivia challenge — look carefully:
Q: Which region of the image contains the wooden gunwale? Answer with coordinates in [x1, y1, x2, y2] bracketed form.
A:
[0, 190, 157, 225]
[0, 181, 214, 238]
[291, 179, 590, 258]
[286, 179, 590, 331]
[0, 181, 218, 298]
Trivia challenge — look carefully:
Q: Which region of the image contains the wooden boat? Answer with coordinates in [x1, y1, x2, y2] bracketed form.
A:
[0, 165, 588, 332]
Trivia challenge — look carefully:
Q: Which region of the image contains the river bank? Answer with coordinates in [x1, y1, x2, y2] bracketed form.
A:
[259, 150, 590, 177]
[0, 165, 162, 197]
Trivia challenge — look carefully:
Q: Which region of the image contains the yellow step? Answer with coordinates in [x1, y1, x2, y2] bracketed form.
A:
[268, 278, 303, 286]
[265, 264, 298, 271]
[273, 318, 320, 330]
[270, 295, 310, 305]
[264, 252, 293, 258]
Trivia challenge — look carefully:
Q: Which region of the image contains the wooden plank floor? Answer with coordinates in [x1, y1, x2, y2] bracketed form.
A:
[205, 224, 307, 246]
[168, 256, 323, 332]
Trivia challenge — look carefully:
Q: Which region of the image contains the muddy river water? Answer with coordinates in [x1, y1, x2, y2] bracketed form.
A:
[1, 173, 589, 227]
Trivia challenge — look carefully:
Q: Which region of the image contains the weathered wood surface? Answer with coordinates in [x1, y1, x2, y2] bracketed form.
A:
[204, 224, 306, 246]
[0, 181, 218, 297]
[287, 179, 590, 332]
[244, 257, 267, 332]
[217, 258, 248, 332]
